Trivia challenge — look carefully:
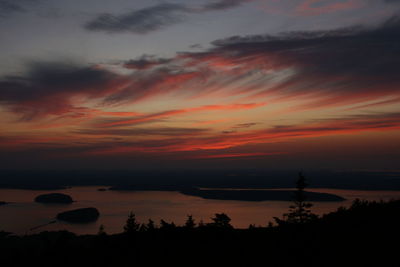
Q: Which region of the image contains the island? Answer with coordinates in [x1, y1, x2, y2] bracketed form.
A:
[0, 201, 9, 206]
[97, 188, 108, 191]
[34, 193, 74, 204]
[56, 207, 100, 223]
[180, 188, 345, 202]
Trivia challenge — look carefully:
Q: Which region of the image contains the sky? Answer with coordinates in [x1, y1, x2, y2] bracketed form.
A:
[0, 0, 400, 170]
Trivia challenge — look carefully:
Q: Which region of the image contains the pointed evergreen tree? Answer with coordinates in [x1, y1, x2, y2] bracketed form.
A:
[184, 215, 196, 229]
[280, 172, 318, 224]
[124, 212, 140, 233]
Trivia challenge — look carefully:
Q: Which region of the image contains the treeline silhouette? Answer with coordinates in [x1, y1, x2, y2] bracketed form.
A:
[118, 212, 234, 235]
[1, 174, 399, 267]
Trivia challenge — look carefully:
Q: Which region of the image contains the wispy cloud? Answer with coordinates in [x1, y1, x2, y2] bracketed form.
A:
[84, 0, 251, 34]
[295, 0, 363, 16]
[383, 0, 400, 4]
[98, 103, 265, 127]
[3, 16, 400, 122]
[84, 3, 188, 34]
[0, 0, 39, 17]
[0, 61, 127, 120]
[202, 0, 250, 11]
[180, 15, 400, 111]
[76, 127, 209, 137]
[124, 55, 172, 70]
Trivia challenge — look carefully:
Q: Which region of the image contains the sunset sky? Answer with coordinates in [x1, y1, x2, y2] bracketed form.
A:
[1, 0, 400, 170]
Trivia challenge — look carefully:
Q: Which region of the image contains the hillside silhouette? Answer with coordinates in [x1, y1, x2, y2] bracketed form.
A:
[1, 190, 399, 266]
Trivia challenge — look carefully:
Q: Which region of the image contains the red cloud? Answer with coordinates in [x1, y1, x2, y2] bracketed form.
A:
[99, 102, 266, 127]
[82, 112, 400, 156]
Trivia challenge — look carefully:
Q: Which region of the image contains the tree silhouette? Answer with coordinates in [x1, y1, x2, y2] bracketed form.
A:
[146, 219, 156, 231]
[277, 172, 317, 225]
[139, 223, 148, 232]
[209, 213, 233, 229]
[97, 224, 106, 236]
[198, 219, 205, 228]
[124, 212, 140, 233]
[184, 215, 196, 229]
[160, 219, 176, 230]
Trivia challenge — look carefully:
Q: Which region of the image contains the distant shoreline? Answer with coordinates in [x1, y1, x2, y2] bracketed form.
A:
[1, 170, 400, 191]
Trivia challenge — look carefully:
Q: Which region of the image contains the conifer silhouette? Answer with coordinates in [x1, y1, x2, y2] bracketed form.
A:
[124, 212, 140, 233]
[185, 215, 196, 229]
[275, 172, 317, 225]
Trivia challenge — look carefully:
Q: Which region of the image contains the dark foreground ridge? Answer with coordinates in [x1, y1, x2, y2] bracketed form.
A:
[35, 193, 74, 204]
[1, 199, 399, 267]
[56, 208, 99, 223]
[180, 188, 345, 202]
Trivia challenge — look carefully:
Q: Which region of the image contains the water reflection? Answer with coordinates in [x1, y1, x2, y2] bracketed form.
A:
[1, 187, 399, 235]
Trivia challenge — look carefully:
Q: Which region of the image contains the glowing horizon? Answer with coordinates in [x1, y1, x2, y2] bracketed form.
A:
[1, 0, 400, 170]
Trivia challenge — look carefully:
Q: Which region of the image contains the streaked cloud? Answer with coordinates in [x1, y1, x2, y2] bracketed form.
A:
[97, 103, 265, 127]
[295, 0, 363, 16]
[0, 61, 127, 120]
[180, 15, 400, 111]
[84, 0, 251, 34]
[124, 55, 172, 70]
[0, 0, 39, 17]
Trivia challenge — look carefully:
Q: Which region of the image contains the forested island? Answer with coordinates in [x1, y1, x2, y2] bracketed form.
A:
[179, 188, 345, 202]
[35, 193, 74, 204]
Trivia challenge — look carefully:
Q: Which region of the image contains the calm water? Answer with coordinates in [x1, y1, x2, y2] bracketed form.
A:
[1, 187, 399, 235]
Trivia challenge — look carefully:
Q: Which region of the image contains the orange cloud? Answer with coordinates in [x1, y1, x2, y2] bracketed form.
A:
[81, 112, 400, 156]
[100, 102, 266, 127]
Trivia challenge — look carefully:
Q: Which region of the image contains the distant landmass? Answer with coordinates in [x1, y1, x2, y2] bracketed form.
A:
[180, 188, 345, 202]
[0, 201, 8, 205]
[1, 170, 400, 191]
[56, 208, 99, 223]
[35, 193, 73, 204]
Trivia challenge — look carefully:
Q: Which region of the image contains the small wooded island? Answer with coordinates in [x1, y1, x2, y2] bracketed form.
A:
[56, 208, 100, 223]
[180, 188, 345, 202]
[34, 193, 73, 204]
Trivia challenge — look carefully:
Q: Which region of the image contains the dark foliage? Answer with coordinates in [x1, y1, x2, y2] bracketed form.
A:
[1, 199, 398, 267]
[275, 172, 318, 225]
[208, 213, 233, 229]
[123, 212, 140, 233]
[184, 215, 196, 229]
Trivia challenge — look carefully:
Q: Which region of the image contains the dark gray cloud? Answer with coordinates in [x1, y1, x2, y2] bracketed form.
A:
[0, 0, 39, 17]
[102, 67, 200, 105]
[383, 0, 400, 3]
[0, 61, 122, 120]
[0, 1, 24, 15]
[202, 0, 248, 11]
[124, 55, 172, 70]
[85, 0, 250, 34]
[181, 15, 400, 108]
[84, 3, 188, 34]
